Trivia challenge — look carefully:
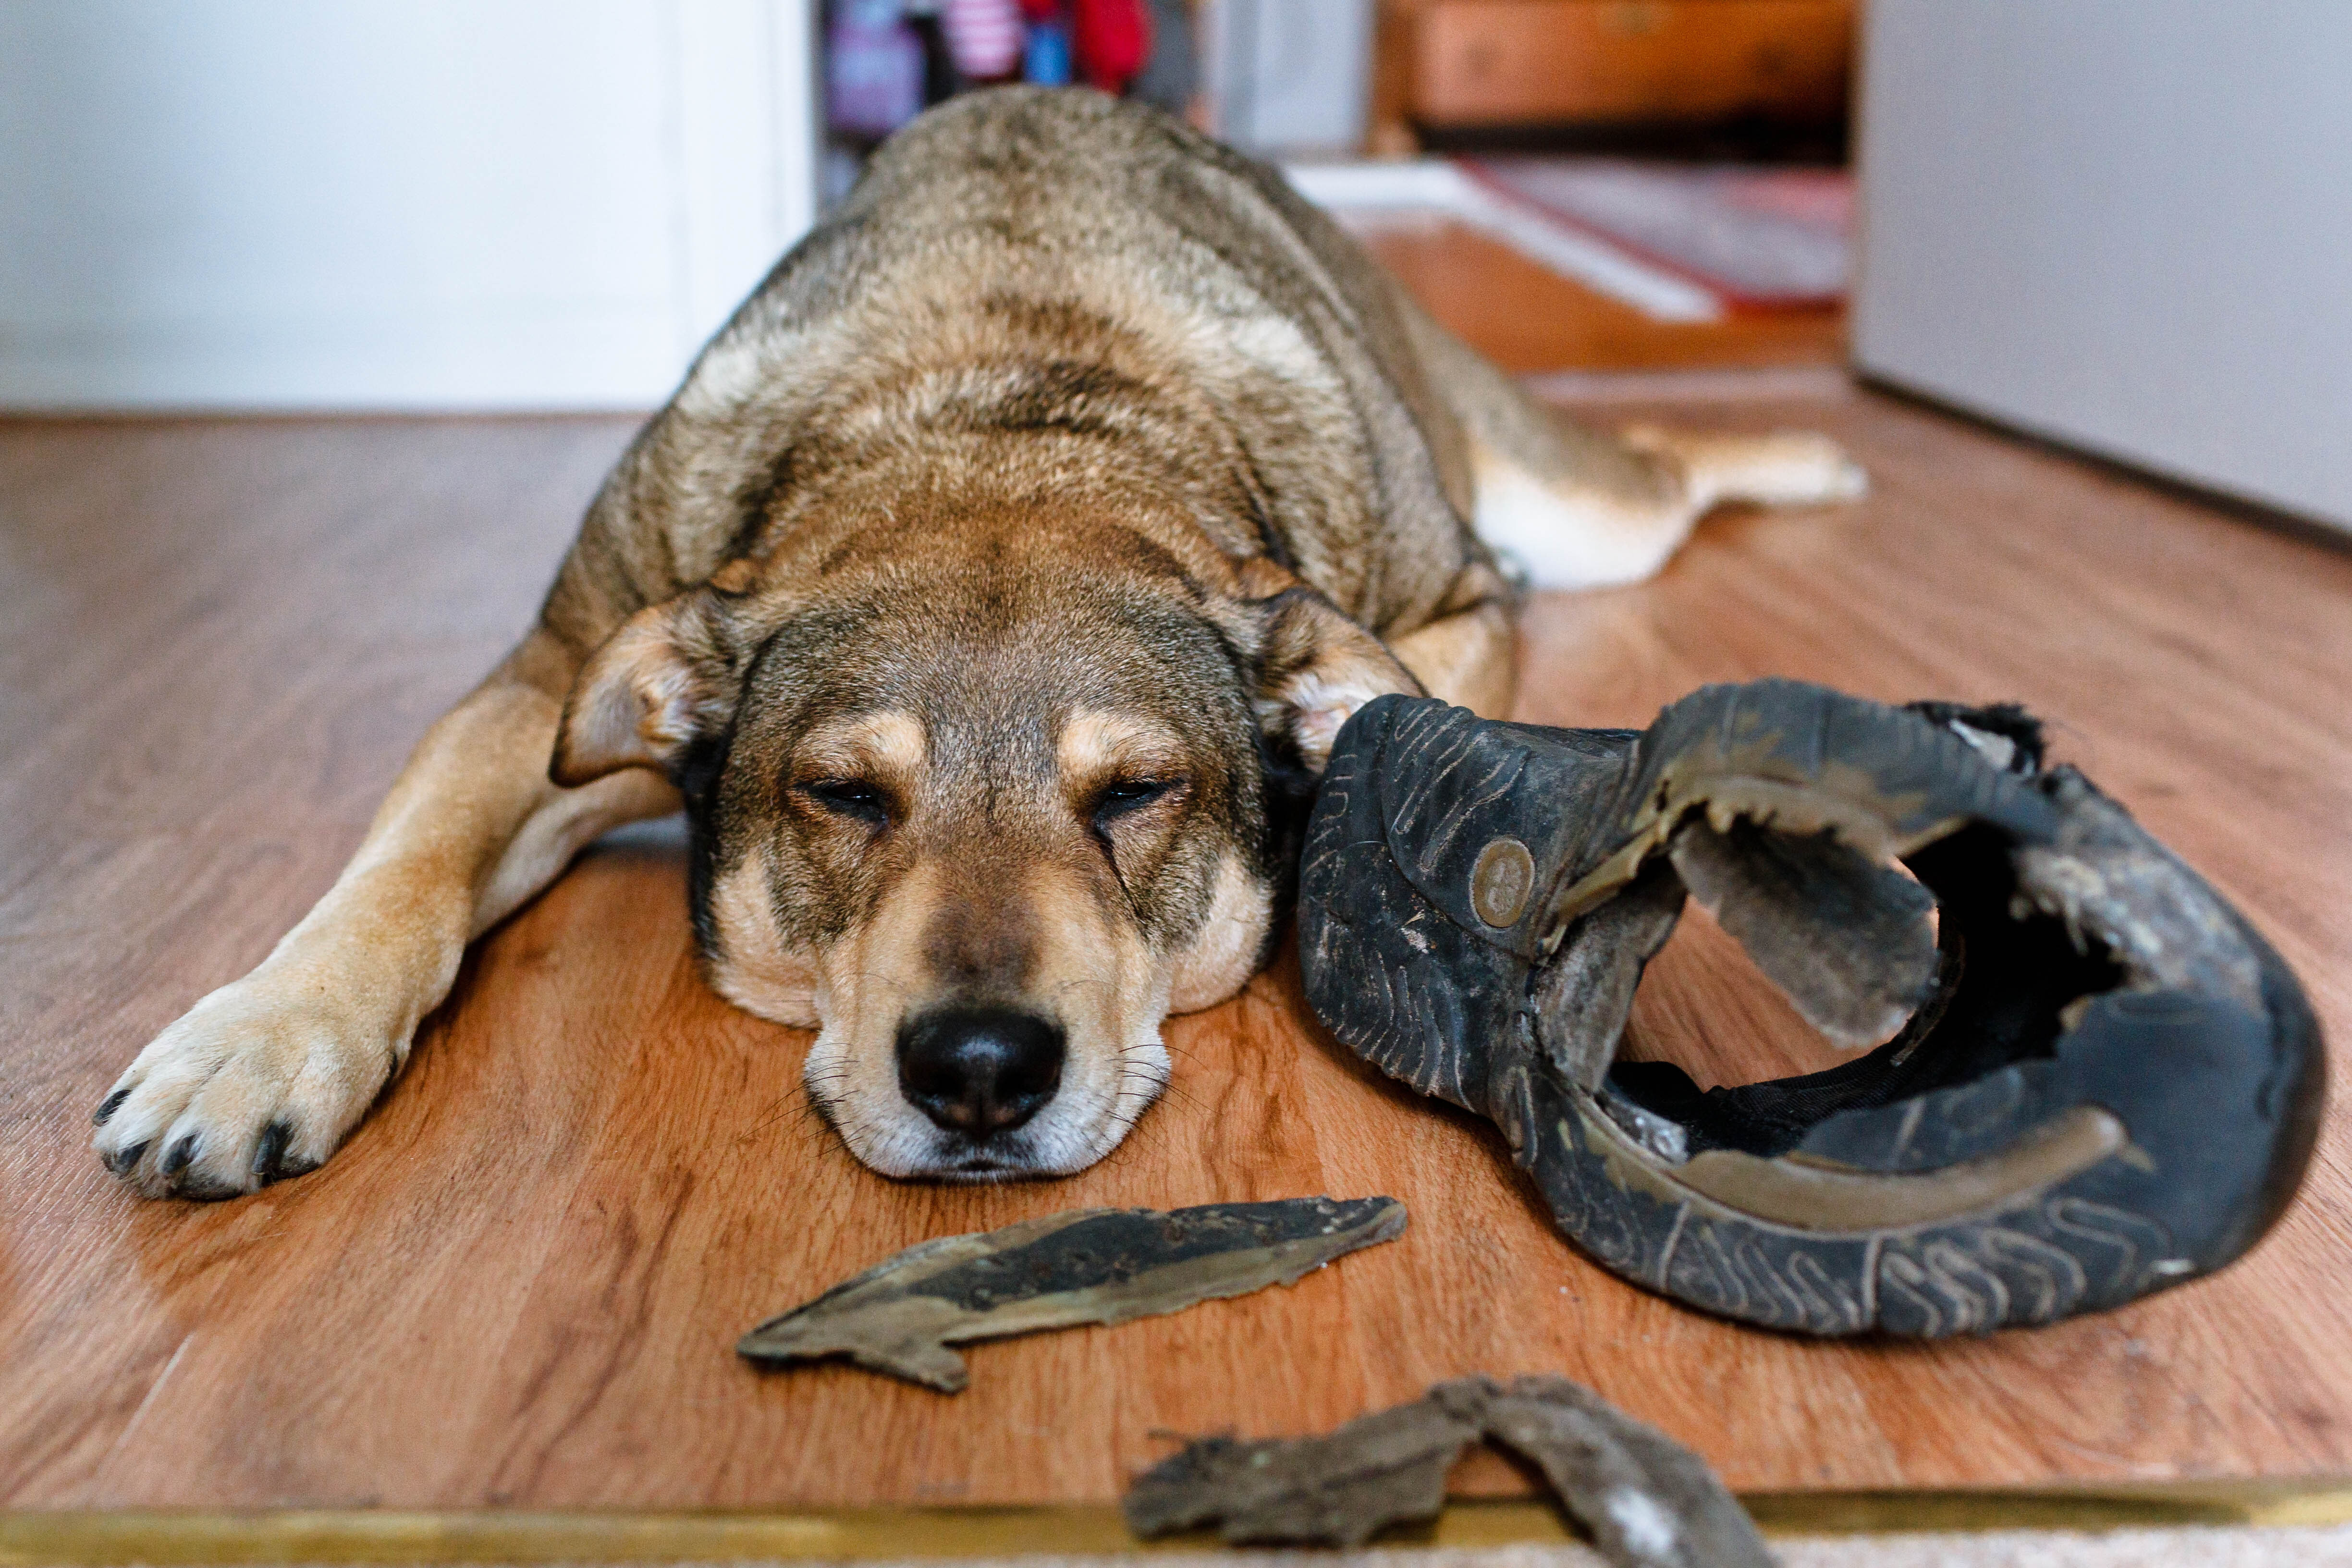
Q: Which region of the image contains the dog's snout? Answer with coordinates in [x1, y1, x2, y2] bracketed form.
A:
[896, 1007, 1065, 1135]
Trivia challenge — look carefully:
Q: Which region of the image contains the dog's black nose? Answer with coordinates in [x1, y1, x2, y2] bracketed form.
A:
[896, 1007, 1065, 1136]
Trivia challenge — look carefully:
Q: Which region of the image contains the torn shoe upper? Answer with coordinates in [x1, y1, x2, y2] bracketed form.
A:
[1298, 680, 2324, 1335]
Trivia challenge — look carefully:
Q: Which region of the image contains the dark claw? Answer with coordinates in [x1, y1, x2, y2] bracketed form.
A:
[252, 1122, 292, 1186]
[106, 1140, 149, 1176]
[93, 1087, 132, 1126]
[161, 1133, 199, 1178]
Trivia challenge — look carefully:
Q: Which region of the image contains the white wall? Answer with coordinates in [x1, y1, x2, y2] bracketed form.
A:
[0, 0, 819, 411]
[1205, 0, 1374, 158]
[1852, 0, 2352, 533]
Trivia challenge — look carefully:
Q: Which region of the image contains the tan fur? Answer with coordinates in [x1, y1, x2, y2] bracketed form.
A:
[1620, 425, 1871, 511]
[802, 860, 947, 1174]
[551, 598, 739, 785]
[1057, 711, 1187, 794]
[1389, 558, 1519, 717]
[1400, 292, 1863, 592]
[1164, 855, 1276, 1014]
[797, 711, 928, 796]
[1009, 861, 1172, 1171]
[707, 852, 821, 1027]
[92, 88, 1861, 1198]
[1059, 718, 1275, 1014]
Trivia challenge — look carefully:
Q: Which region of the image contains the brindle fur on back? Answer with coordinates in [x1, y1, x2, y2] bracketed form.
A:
[540, 87, 1489, 663]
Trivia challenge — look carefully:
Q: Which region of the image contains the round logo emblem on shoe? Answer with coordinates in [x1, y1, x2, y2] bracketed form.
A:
[1471, 837, 1536, 928]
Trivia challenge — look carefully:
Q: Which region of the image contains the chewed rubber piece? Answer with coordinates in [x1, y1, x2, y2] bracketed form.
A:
[1126, 1373, 1770, 1568]
[739, 1196, 1405, 1390]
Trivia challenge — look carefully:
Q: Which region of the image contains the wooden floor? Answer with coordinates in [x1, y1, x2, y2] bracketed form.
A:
[1358, 221, 1847, 374]
[4, 296, 2351, 1510]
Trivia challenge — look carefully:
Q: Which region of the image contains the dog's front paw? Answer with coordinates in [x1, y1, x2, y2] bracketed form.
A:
[91, 976, 404, 1200]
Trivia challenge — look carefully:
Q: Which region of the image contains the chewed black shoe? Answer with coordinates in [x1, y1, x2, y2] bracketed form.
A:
[1298, 680, 2324, 1336]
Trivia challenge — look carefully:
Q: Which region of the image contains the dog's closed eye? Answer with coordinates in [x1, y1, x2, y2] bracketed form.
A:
[800, 778, 893, 827]
[1090, 777, 1182, 829]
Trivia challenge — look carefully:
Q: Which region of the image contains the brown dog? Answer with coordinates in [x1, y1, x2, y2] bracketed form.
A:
[91, 89, 1862, 1197]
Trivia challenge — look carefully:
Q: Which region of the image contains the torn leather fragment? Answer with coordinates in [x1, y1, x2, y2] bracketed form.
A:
[1298, 680, 2324, 1335]
[1125, 1373, 1771, 1568]
[738, 1196, 1405, 1391]
[1124, 1389, 1478, 1546]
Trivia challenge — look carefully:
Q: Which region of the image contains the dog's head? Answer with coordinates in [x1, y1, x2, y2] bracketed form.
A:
[549, 468, 1417, 1179]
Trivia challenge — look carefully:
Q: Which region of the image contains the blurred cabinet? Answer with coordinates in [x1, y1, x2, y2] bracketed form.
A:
[1376, 0, 1850, 139]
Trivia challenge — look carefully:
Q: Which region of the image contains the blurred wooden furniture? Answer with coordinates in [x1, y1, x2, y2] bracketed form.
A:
[1372, 0, 1853, 150]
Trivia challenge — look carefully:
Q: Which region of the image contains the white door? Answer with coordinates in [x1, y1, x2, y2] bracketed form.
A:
[0, 0, 820, 411]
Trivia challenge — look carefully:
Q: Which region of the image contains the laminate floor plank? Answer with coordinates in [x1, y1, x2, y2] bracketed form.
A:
[1356, 221, 1847, 374]
[2, 383, 2347, 1508]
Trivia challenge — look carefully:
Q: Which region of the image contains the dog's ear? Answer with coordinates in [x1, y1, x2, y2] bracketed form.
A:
[1233, 573, 1424, 772]
[551, 588, 742, 786]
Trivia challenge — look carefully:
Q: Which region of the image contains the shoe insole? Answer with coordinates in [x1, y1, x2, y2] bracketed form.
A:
[1667, 816, 1939, 1050]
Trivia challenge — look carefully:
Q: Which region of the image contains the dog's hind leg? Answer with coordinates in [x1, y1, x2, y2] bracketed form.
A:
[90, 630, 677, 1200]
[1618, 424, 1872, 512]
[1401, 301, 1866, 591]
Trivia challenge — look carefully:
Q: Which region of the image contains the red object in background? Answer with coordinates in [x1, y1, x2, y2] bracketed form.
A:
[1072, 0, 1150, 92]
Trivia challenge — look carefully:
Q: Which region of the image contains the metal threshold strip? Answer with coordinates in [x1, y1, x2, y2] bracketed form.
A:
[5, 1483, 2352, 1565]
